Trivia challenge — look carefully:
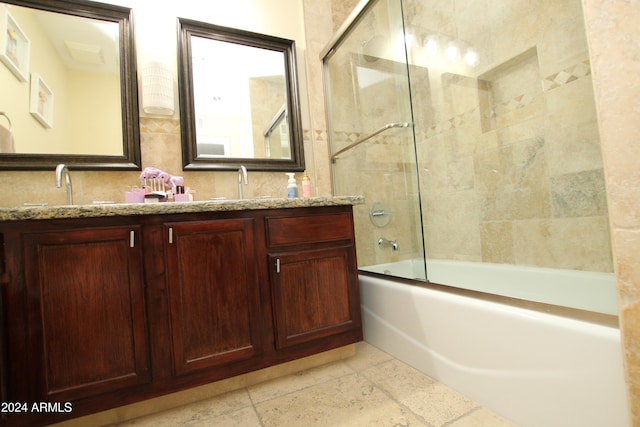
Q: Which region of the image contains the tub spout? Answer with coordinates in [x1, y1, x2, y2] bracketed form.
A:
[378, 237, 398, 251]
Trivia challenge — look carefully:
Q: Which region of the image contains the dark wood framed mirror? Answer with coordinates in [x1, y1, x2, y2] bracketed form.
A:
[0, 0, 140, 170]
[177, 18, 305, 171]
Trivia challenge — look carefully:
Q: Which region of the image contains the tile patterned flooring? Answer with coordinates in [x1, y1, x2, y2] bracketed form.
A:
[114, 342, 518, 427]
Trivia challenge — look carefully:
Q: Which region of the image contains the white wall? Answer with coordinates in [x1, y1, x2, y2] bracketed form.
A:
[94, 0, 309, 124]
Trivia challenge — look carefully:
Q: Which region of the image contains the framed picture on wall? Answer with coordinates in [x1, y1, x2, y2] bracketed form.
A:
[0, 7, 30, 82]
[30, 73, 54, 128]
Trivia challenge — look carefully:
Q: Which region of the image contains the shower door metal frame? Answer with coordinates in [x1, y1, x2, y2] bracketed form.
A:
[321, 0, 427, 281]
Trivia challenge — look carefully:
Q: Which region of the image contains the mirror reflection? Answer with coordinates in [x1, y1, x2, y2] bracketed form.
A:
[0, 0, 140, 170]
[178, 18, 304, 171]
[191, 37, 288, 159]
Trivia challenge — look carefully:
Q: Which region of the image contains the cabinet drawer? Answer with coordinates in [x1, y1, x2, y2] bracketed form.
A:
[266, 212, 353, 247]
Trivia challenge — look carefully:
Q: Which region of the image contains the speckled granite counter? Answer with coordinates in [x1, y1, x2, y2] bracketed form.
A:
[0, 196, 364, 222]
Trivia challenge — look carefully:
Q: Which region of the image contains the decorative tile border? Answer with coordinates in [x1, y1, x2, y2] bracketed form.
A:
[417, 58, 592, 138]
[139, 117, 180, 134]
[542, 59, 591, 91]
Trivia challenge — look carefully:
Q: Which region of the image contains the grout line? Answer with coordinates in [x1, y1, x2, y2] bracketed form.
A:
[246, 359, 357, 406]
[356, 371, 435, 427]
[441, 405, 484, 426]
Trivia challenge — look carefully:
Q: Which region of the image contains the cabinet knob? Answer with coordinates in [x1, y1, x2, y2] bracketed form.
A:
[276, 258, 280, 273]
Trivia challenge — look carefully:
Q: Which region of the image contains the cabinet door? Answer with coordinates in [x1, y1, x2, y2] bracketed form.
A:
[22, 226, 150, 402]
[269, 245, 360, 349]
[164, 219, 261, 375]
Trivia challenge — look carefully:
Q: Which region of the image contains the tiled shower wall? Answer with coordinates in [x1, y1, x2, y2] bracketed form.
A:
[405, 0, 612, 272]
[321, 0, 612, 273]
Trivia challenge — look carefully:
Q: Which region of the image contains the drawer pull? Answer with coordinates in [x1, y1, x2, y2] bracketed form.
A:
[129, 231, 135, 248]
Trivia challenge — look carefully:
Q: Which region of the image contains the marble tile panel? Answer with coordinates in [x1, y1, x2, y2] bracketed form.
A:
[403, 0, 456, 36]
[613, 229, 640, 307]
[302, 0, 333, 45]
[512, 216, 613, 271]
[447, 155, 475, 191]
[446, 74, 484, 117]
[606, 170, 640, 230]
[452, 0, 492, 66]
[536, 1, 589, 75]
[330, 0, 361, 33]
[550, 168, 608, 218]
[482, 47, 539, 110]
[494, 95, 544, 133]
[494, 115, 544, 150]
[475, 137, 550, 222]
[544, 77, 603, 176]
[480, 220, 515, 264]
[423, 188, 482, 261]
[488, 0, 543, 66]
[415, 134, 449, 193]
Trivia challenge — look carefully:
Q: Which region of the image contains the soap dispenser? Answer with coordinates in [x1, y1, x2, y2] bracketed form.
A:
[302, 171, 312, 198]
[286, 173, 298, 198]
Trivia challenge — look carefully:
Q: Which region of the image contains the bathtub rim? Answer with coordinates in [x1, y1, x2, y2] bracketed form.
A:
[358, 270, 619, 328]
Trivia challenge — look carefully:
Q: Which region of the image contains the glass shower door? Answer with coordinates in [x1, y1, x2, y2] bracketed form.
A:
[323, 0, 426, 280]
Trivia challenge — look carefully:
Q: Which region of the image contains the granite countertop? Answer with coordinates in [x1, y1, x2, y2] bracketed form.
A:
[0, 196, 365, 222]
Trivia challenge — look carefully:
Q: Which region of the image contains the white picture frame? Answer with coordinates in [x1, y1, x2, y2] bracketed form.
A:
[30, 73, 54, 128]
[0, 7, 30, 82]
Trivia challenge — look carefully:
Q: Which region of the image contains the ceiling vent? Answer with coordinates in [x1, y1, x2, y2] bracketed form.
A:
[64, 40, 104, 65]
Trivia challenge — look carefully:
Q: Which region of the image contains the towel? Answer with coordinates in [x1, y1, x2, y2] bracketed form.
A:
[0, 124, 15, 153]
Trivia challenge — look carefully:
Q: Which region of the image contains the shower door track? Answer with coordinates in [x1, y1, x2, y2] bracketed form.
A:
[330, 122, 412, 163]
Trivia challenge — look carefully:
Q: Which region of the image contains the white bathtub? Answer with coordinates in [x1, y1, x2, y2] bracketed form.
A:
[361, 259, 619, 315]
[359, 262, 630, 427]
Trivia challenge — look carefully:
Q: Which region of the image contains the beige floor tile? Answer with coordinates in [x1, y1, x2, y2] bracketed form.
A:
[362, 358, 480, 426]
[344, 341, 395, 372]
[248, 360, 354, 403]
[107, 342, 517, 427]
[448, 407, 520, 427]
[254, 373, 428, 427]
[117, 389, 252, 426]
[186, 406, 262, 427]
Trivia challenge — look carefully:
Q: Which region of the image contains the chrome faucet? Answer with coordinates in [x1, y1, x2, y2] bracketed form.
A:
[55, 163, 73, 205]
[378, 237, 398, 251]
[237, 165, 248, 199]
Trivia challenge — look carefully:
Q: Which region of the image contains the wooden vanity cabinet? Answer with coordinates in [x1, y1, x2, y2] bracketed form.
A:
[0, 205, 361, 426]
[266, 209, 362, 351]
[0, 221, 151, 426]
[163, 218, 263, 376]
[23, 225, 150, 399]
